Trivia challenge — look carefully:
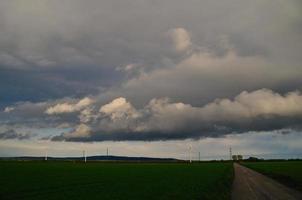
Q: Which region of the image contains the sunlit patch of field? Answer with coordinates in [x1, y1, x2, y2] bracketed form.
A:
[0, 161, 233, 200]
[242, 161, 302, 191]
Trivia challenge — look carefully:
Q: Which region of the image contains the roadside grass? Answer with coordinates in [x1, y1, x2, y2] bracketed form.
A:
[0, 161, 233, 200]
[242, 161, 302, 192]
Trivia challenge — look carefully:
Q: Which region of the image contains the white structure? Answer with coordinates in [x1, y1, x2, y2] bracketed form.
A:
[189, 145, 192, 163]
[45, 150, 48, 161]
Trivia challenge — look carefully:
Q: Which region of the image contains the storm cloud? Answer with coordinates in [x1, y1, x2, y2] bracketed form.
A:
[0, 0, 302, 143]
[1, 0, 302, 106]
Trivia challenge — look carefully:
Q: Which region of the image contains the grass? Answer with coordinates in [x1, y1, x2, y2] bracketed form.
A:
[242, 161, 302, 192]
[0, 161, 233, 200]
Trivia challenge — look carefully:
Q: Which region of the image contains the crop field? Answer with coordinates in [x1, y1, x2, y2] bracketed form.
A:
[242, 161, 302, 191]
[0, 161, 233, 200]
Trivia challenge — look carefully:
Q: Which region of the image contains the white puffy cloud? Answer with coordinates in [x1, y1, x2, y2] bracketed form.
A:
[114, 89, 302, 134]
[168, 28, 192, 52]
[99, 97, 140, 121]
[63, 124, 91, 138]
[48, 89, 302, 141]
[2, 87, 302, 142]
[202, 89, 302, 120]
[4, 107, 14, 113]
[45, 97, 94, 115]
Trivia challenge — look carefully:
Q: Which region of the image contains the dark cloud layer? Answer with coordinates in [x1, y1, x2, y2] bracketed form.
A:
[0, 0, 302, 106]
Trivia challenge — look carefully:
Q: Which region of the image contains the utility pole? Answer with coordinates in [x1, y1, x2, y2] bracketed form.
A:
[83, 150, 86, 163]
[229, 147, 232, 161]
[106, 147, 109, 157]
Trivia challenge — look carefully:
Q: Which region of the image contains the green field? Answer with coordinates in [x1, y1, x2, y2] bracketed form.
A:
[0, 161, 233, 200]
[242, 161, 302, 191]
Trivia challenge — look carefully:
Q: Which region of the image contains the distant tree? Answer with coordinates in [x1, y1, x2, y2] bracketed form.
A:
[246, 157, 260, 161]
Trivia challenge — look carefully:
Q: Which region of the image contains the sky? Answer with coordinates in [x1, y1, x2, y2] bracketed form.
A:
[0, 0, 302, 159]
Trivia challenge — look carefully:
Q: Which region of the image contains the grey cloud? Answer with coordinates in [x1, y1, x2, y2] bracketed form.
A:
[103, 49, 302, 107]
[0, 0, 301, 106]
[1, 0, 300, 69]
[0, 68, 100, 109]
[0, 129, 33, 140]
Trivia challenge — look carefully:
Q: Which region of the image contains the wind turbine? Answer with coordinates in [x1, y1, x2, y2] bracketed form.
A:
[81, 143, 87, 163]
[43, 139, 49, 161]
[189, 144, 192, 163]
[45, 150, 48, 161]
[83, 150, 87, 163]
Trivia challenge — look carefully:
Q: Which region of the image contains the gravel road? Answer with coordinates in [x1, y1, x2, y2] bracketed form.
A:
[232, 163, 302, 200]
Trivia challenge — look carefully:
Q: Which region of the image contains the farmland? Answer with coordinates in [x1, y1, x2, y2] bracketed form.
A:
[242, 161, 302, 192]
[0, 161, 233, 200]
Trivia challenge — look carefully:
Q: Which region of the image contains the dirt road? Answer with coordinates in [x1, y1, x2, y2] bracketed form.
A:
[232, 163, 302, 200]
